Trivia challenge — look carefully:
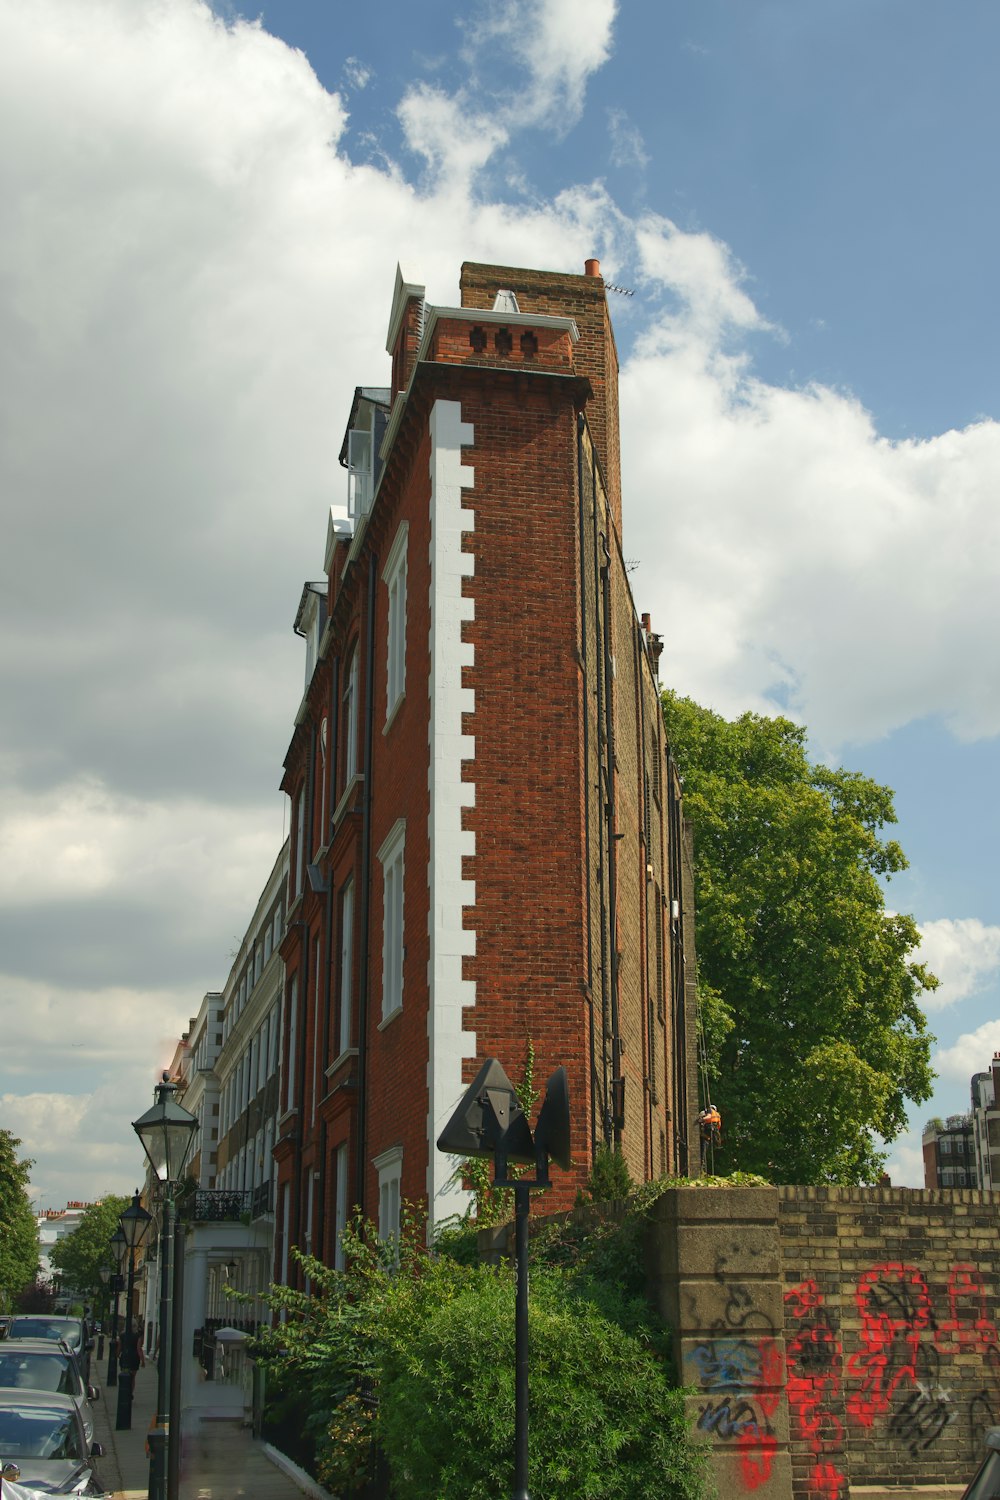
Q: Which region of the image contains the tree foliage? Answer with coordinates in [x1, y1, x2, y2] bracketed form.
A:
[0, 1131, 39, 1311]
[49, 1195, 129, 1304]
[661, 692, 936, 1184]
[250, 1210, 707, 1500]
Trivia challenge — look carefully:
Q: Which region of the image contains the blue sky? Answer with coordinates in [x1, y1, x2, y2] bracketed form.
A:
[1, 0, 998, 1201]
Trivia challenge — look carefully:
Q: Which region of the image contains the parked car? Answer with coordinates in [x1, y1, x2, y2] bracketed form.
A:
[0, 1339, 98, 1446]
[962, 1426, 1000, 1499]
[0, 1388, 104, 1495]
[5, 1319, 91, 1380]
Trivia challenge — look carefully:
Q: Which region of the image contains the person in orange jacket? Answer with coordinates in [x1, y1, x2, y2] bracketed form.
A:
[698, 1103, 722, 1153]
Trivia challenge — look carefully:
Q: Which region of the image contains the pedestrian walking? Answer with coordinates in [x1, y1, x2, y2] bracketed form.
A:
[117, 1318, 145, 1396]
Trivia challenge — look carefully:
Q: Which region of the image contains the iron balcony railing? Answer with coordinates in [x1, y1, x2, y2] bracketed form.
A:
[182, 1189, 250, 1223]
[251, 1179, 274, 1219]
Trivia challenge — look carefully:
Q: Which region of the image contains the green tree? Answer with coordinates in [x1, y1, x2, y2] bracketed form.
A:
[49, 1195, 129, 1306]
[0, 1130, 39, 1311]
[661, 692, 936, 1184]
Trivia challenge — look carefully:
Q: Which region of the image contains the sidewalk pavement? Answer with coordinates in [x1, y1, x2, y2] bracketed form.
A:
[91, 1358, 321, 1500]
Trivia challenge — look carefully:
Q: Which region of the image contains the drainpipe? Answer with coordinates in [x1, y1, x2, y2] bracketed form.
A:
[576, 414, 597, 1163]
[354, 551, 378, 1221]
[591, 454, 612, 1144]
[316, 658, 340, 1263]
[635, 622, 654, 1178]
[600, 534, 624, 1150]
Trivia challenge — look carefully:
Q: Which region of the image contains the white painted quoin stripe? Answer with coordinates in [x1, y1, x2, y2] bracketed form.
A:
[426, 399, 477, 1227]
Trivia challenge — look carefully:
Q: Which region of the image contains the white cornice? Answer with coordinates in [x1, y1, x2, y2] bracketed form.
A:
[385, 264, 426, 355]
[422, 305, 579, 344]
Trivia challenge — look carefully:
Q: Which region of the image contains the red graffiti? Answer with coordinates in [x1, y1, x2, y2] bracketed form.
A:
[846, 1263, 932, 1427]
[809, 1461, 848, 1498]
[757, 1336, 784, 1418]
[935, 1264, 1000, 1356]
[785, 1280, 847, 1500]
[738, 1429, 777, 1489]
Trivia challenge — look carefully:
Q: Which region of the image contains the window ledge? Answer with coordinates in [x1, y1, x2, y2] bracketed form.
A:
[377, 1005, 403, 1033]
[382, 692, 405, 736]
[325, 1047, 359, 1078]
[332, 772, 365, 828]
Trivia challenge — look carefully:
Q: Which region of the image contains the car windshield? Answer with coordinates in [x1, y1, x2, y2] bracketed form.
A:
[0, 1405, 83, 1459]
[7, 1320, 81, 1353]
[0, 1351, 79, 1396]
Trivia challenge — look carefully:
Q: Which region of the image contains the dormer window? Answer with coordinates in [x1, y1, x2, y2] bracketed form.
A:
[341, 388, 391, 520]
[294, 583, 327, 689]
[347, 426, 373, 518]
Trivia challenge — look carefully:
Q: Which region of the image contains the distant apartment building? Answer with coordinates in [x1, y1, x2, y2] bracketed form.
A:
[922, 1113, 976, 1189]
[273, 257, 699, 1276]
[142, 843, 288, 1427]
[35, 1204, 98, 1288]
[971, 1056, 1000, 1189]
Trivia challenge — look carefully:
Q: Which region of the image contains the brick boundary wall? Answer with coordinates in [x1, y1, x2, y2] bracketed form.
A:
[647, 1185, 1000, 1499]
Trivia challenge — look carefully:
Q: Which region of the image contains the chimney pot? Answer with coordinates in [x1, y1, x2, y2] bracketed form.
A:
[584, 258, 601, 278]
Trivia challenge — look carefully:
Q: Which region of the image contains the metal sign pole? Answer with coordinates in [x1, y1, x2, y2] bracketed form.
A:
[511, 1180, 531, 1500]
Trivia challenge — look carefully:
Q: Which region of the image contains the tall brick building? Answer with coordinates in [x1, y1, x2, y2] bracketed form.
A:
[274, 259, 699, 1268]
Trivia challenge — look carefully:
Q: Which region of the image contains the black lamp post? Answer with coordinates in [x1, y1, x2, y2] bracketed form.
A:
[133, 1072, 199, 1500]
[98, 1263, 112, 1361]
[437, 1058, 571, 1500]
[116, 1191, 152, 1432]
[106, 1229, 127, 1388]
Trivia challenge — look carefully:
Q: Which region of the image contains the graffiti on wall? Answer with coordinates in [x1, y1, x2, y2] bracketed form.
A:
[685, 1246, 784, 1490]
[689, 1259, 1000, 1493]
[785, 1279, 847, 1499]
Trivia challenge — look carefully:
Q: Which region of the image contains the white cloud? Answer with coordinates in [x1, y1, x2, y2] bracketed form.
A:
[621, 223, 1000, 746]
[1, 1083, 162, 1208]
[935, 1019, 1000, 1085]
[397, 84, 510, 186]
[462, 0, 616, 128]
[914, 919, 1000, 1011]
[343, 56, 372, 91]
[883, 1129, 925, 1189]
[0, 982, 193, 1205]
[608, 108, 649, 170]
[398, 0, 617, 184]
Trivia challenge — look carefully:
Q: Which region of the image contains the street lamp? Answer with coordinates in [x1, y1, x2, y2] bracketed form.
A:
[116, 1191, 152, 1433]
[98, 1264, 112, 1362]
[437, 1058, 571, 1500]
[106, 1229, 127, 1388]
[133, 1072, 198, 1500]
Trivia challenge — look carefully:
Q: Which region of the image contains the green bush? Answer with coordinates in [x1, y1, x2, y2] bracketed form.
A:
[378, 1268, 706, 1500]
[249, 1209, 709, 1500]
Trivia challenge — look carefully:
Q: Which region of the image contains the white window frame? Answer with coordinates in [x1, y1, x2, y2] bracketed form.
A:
[382, 522, 408, 724]
[334, 1142, 349, 1272]
[373, 1145, 403, 1249]
[378, 820, 405, 1023]
[293, 785, 306, 902]
[338, 877, 355, 1056]
[285, 975, 298, 1112]
[343, 650, 359, 786]
[311, 934, 321, 1125]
